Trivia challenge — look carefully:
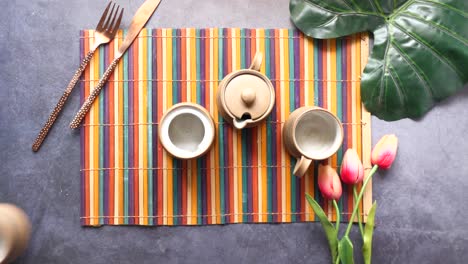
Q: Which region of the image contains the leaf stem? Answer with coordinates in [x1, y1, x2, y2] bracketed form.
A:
[353, 186, 364, 237]
[344, 165, 378, 237]
[333, 200, 340, 232]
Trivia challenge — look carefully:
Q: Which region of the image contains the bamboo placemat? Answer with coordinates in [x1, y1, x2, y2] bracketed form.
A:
[79, 28, 371, 226]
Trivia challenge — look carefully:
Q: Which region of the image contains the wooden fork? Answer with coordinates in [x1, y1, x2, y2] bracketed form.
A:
[32, 2, 124, 152]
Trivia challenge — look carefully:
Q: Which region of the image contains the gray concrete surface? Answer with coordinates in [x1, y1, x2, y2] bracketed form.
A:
[1, 0, 468, 263]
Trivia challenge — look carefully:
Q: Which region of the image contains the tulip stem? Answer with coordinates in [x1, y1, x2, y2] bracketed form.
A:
[353, 186, 364, 237]
[344, 165, 378, 237]
[333, 200, 340, 232]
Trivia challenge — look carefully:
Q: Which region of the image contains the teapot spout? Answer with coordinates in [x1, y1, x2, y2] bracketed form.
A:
[233, 119, 249, 129]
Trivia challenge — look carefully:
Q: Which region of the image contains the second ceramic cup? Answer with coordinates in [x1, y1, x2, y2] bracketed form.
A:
[283, 107, 343, 177]
[159, 103, 215, 159]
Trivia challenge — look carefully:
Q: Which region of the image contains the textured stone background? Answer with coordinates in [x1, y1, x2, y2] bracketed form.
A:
[1, 0, 467, 263]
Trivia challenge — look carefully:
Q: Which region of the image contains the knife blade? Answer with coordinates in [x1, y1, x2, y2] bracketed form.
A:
[70, 0, 162, 129]
[116, 0, 161, 58]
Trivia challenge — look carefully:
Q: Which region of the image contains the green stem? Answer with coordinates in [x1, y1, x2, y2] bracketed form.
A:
[344, 165, 378, 237]
[353, 186, 364, 237]
[333, 200, 340, 232]
[335, 257, 340, 264]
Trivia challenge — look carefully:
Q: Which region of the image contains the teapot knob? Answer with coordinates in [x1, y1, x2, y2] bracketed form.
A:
[241, 88, 256, 106]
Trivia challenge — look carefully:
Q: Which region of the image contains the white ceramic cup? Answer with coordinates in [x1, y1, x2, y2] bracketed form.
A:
[283, 107, 343, 177]
[159, 103, 215, 159]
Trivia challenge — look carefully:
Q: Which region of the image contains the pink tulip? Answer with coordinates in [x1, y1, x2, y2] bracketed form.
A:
[340, 149, 364, 184]
[318, 164, 342, 200]
[371, 134, 398, 169]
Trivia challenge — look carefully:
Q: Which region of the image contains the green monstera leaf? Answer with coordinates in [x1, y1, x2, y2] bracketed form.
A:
[290, 0, 468, 120]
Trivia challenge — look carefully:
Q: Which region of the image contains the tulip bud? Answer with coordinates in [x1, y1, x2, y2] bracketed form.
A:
[371, 134, 398, 169]
[318, 164, 342, 200]
[340, 149, 364, 184]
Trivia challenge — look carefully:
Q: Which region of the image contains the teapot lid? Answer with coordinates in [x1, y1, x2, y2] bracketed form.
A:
[224, 72, 273, 121]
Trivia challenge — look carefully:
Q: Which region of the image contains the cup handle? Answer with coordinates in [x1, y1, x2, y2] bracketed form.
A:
[249, 52, 263, 71]
[293, 156, 312, 177]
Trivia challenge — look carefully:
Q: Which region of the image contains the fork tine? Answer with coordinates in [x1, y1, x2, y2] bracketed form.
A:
[102, 2, 116, 30]
[96, 1, 112, 31]
[107, 5, 120, 33]
[110, 7, 124, 34]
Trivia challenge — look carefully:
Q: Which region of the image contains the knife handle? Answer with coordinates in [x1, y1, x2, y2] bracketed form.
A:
[32, 50, 95, 152]
[70, 57, 120, 129]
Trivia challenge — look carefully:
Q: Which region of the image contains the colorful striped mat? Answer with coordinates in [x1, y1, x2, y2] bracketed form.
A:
[79, 28, 372, 226]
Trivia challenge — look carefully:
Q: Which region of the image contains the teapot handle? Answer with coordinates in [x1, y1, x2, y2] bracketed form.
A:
[249, 52, 263, 71]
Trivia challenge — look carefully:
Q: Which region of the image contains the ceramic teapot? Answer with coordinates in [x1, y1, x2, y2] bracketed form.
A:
[217, 52, 275, 129]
